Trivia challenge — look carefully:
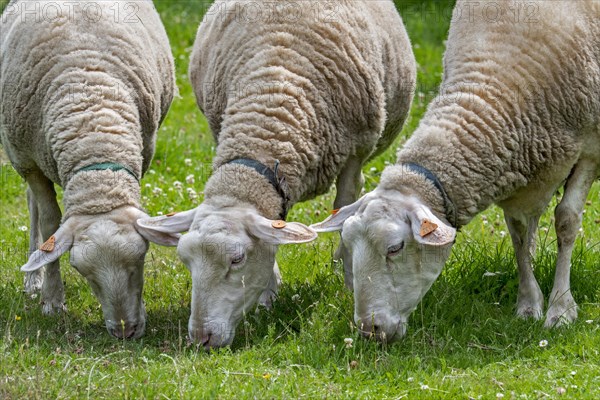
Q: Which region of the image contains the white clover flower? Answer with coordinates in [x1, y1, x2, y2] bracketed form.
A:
[496, 393, 504, 399]
[344, 338, 353, 348]
[187, 187, 198, 200]
[420, 384, 429, 390]
[407, 377, 414, 382]
[585, 320, 594, 324]
[499, 230, 506, 238]
[186, 174, 195, 185]
[145, 183, 152, 188]
[539, 339, 548, 348]
[184, 158, 192, 167]
[570, 371, 576, 376]
[173, 181, 183, 190]
[19, 226, 28, 232]
[152, 187, 163, 196]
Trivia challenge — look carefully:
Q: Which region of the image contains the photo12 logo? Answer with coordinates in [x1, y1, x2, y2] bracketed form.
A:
[1, 1, 142, 24]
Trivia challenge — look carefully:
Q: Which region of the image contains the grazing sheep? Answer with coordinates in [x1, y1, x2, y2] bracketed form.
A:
[0, 0, 177, 338]
[313, 0, 600, 342]
[137, 0, 416, 349]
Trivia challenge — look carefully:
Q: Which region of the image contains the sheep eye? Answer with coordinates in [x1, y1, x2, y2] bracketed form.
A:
[387, 242, 404, 256]
[231, 254, 245, 266]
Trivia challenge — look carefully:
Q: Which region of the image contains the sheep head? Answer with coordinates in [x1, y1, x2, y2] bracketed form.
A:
[22, 206, 179, 339]
[137, 202, 317, 350]
[311, 189, 456, 343]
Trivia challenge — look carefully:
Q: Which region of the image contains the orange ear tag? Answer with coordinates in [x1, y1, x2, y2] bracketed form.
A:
[166, 212, 178, 217]
[271, 220, 286, 229]
[40, 235, 56, 252]
[419, 219, 438, 237]
[331, 209, 340, 215]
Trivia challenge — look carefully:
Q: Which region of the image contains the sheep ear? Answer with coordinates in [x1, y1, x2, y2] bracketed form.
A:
[136, 209, 196, 246]
[310, 194, 369, 232]
[21, 225, 73, 272]
[408, 205, 456, 246]
[249, 214, 317, 245]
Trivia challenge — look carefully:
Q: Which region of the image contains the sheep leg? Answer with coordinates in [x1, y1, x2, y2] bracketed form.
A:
[505, 213, 544, 320]
[545, 160, 597, 327]
[26, 173, 66, 314]
[23, 186, 44, 294]
[258, 260, 281, 310]
[334, 157, 365, 290]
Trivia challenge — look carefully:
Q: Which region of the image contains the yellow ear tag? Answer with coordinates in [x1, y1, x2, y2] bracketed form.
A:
[40, 235, 56, 252]
[271, 220, 286, 229]
[419, 219, 438, 237]
[166, 212, 177, 217]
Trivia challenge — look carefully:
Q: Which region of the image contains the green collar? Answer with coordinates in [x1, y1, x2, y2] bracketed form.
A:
[73, 162, 139, 182]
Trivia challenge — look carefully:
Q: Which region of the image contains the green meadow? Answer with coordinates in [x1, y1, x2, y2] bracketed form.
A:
[1, 1, 599, 398]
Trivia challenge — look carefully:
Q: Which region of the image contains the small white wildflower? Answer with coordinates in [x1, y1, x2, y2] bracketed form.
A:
[157, 212, 163, 216]
[499, 230, 506, 238]
[184, 158, 192, 167]
[145, 183, 151, 188]
[585, 319, 594, 324]
[483, 220, 489, 225]
[556, 387, 567, 395]
[420, 384, 429, 390]
[496, 393, 504, 399]
[344, 338, 353, 348]
[148, 169, 156, 175]
[173, 181, 183, 190]
[187, 187, 198, 200]
[407, 377, 414, 382]
[570, 371, 576, 376]
[483, 271, 503, 277]
[369, 167, 377, 173]
[186, 174, 195, 185]
[19, 226, 28, 232]
[152, 187, 163, 196]
[570, 385, 578, 389]
[291, 294, 300, 302]
[539, 339, 548, 348]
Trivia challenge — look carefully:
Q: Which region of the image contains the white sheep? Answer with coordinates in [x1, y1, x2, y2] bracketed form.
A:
[137, 0, 416, 349]
[0, 0, 177, 339]
[313, 0, 600, 342]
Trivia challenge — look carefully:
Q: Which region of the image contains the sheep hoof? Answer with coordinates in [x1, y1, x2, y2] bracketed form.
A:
[23, 270, 44, 294]
[42, 301, 67, 315]
[516, 305, 543, 320]
[544, 298, 577, 328]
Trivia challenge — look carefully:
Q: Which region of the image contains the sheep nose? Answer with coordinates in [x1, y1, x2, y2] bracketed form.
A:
[201, 333, 212, 350]
[358, 320, 382, 339]
[189, 328, 214, 351]
[110, 324, 137, 339]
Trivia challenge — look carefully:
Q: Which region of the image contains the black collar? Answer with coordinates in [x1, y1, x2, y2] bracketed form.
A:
[225, 158, 290, 220]
[404, 162, 457, 228]
[71, 162, 139, 182]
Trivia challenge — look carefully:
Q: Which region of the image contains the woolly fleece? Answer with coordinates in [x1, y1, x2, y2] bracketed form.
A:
[0, 0, 175, 218]
[190, 0, 417, 218]
[390, 0, 599, 227]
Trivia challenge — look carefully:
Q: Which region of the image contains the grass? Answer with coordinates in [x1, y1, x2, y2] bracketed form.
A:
[1, 0, 599, 398]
